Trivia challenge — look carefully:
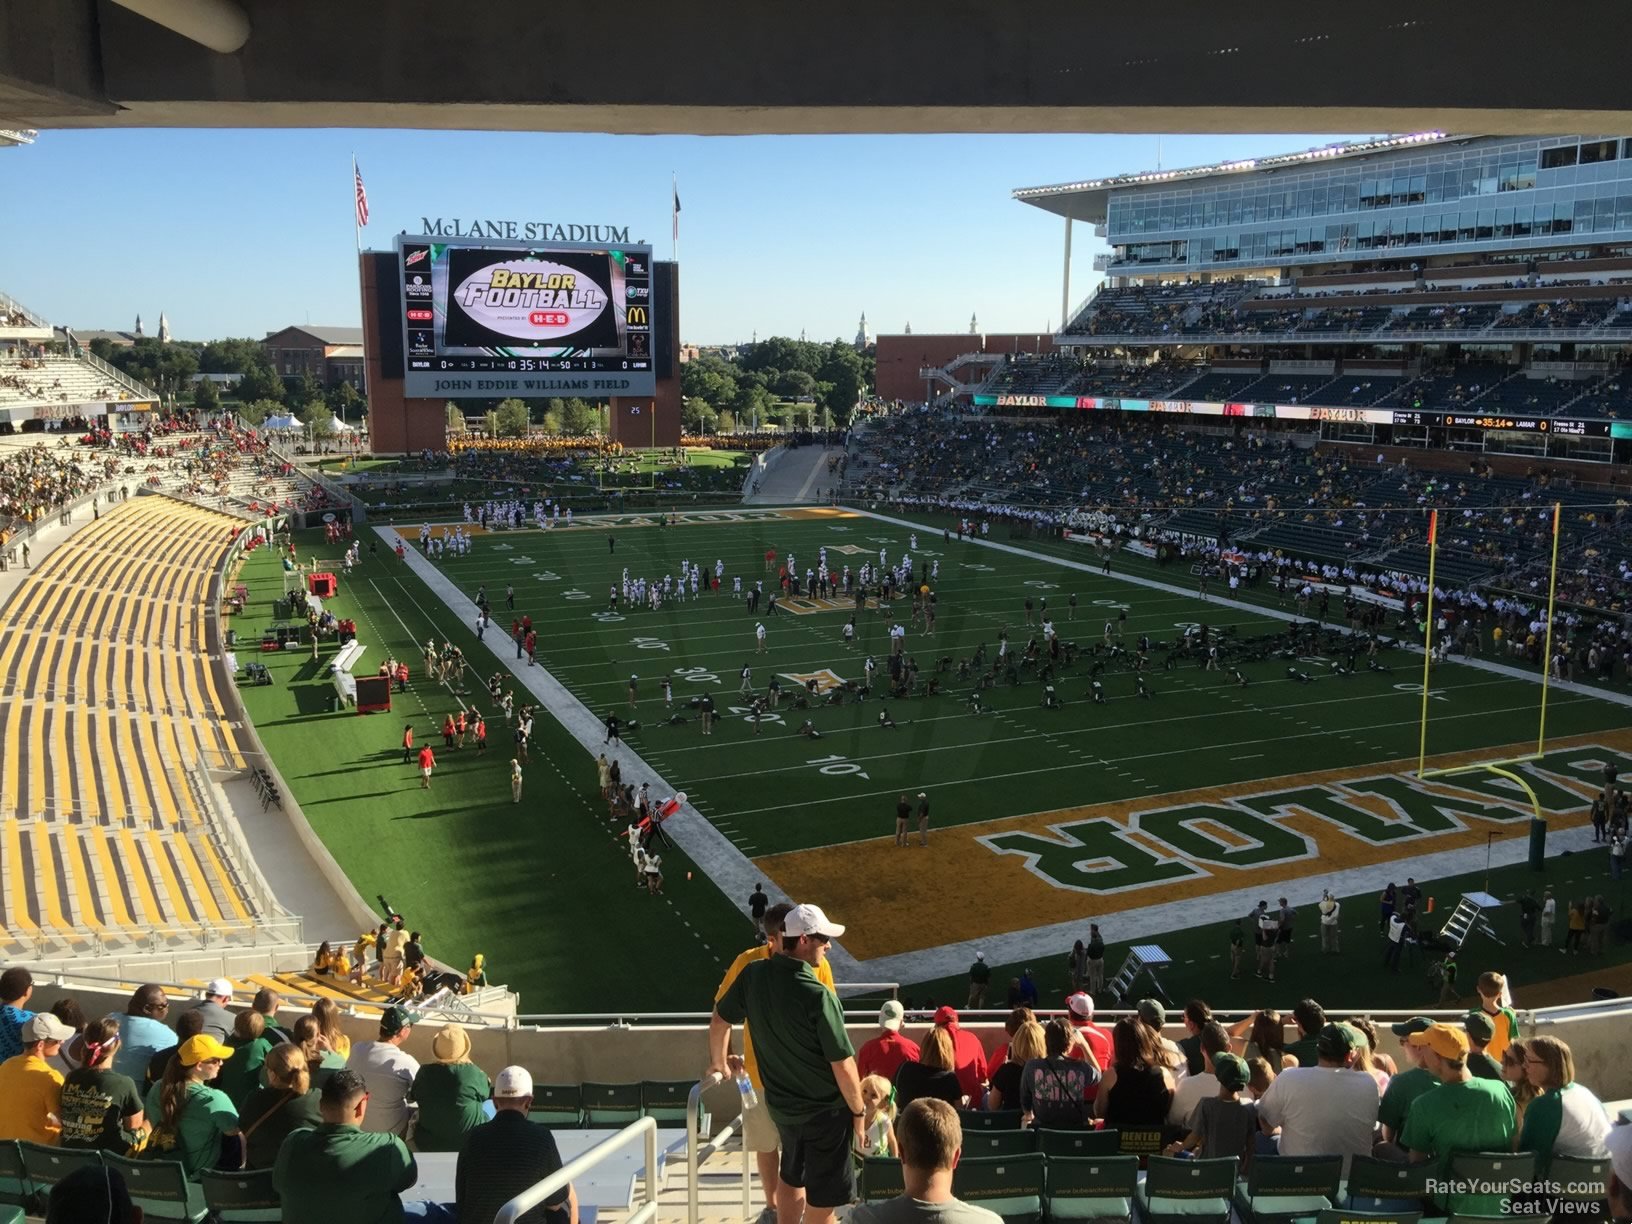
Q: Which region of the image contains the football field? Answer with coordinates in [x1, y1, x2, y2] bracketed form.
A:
[238, 506, 1632, 1011]
[404, 508, 1631, 963]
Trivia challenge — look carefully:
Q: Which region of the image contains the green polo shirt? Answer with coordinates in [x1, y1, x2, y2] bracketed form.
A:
[1399, 1076, 1514, 1212]
[715, 954, 855, 1126]
[1378, 1064, 1439, 1135]
[273, 1122, 417, 1224]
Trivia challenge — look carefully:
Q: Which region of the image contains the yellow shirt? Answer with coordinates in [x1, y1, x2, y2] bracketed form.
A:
[713, 945, 835, 1090]
[0, 1053, 65, 1144]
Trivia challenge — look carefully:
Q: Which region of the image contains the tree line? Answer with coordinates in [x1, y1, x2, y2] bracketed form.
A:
[86, 335, 362, 436]
[681, 336, 872, 434]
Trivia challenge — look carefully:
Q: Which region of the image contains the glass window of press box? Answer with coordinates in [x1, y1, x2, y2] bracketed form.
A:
[1104, 138, 1632, 270]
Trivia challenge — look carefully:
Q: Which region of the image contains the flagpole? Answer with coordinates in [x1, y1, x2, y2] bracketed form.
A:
[352, 153, 362, 255]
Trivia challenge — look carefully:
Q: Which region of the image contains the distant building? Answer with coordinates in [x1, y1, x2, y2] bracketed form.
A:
[261, 325, 366, 388]
[855, 312, 873, 349]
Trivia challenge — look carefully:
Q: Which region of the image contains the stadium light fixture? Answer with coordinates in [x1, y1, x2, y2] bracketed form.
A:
[0, 129, 37, 147]
[110, 0, 251, 53]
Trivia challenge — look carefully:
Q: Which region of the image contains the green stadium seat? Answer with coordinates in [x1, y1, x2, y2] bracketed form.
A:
[962, 1109, 1023, 1131]
[1444, 1152, 1536, 1217]
[104, 1152, 208, 1222]
[640, 1079, 701, 1127]
[861, 1156, 905, 1203]
[528, 1083, 584, 1128]
[1341, 1155, 1430, 1213]
[200, 1168, 281, 1222]
[952, 1153, 1044, 1224]
[1133, 1155, 1236, 1224]
[962, 1130, 1038, 1158]
[16, 1142, 102, 1202]
[1547, 1153, 1609, 1207]
[1038, 1129, 1121, 1158]
[1041, 1153, 1138, 1222]
[1233, 1154, 1342, 1224]
[582, 1081, 643, 1128]
[0, 1141, 29, 1210]
[0, 1204, 21, 1224]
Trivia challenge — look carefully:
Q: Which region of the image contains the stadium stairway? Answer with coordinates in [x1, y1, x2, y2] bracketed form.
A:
[741, 443, 844, 505]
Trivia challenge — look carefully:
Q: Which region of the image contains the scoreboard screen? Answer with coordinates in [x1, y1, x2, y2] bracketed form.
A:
[399, 236, 655, 399]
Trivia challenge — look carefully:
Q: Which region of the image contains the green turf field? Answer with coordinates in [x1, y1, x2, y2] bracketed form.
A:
[230, 507, 1632, 1014]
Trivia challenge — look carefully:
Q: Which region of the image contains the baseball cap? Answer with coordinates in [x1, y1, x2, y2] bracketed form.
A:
[205, 977, 234, 999]
[933, 1005, 959, 1026]
[879, 1001, 904, 1032]
[1407, 1022, 1471, 1059]
[177, 1034, 234, 1066]
[1464, 1011, 1496, 1042]
[494, 1066, 534, 1099]
[975, 952, 985, 961]
[1316, 1022, 1357, 1061]
[381, 1004, 421, 1036]
[1213, 1052, 1249, 1091]
[783, 903, 845, 939]
[1390, 1015, 1434, 1037]
[23, 1013, 76, 1043]
[1606, 1123, 1632, 1198]
[1066, 992, 1094, 1020]
[1136, 999, 1166, 1028]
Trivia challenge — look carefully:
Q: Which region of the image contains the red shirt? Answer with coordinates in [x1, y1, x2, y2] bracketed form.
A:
[403, 728, 413, 748]
[856, 1032, 921, 1083]
[935, 1023, 989, 1104]
[418, 746, 434, 769]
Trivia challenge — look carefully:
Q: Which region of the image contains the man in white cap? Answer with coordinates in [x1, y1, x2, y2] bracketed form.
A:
[713, 902, 838, 1222]
[456, 1065, 579, 1224]
[856, 1000, 920, 1082]
[186, 978, 236, 1042]
[1607, 1122, 1632, 1220]
[711, 903, 862, 1224]
[1064, 993, 1112, 1102]
[0, 1011, 76, 1143]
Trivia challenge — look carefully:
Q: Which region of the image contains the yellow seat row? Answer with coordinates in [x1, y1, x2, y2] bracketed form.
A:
[0, 495, 259, 946]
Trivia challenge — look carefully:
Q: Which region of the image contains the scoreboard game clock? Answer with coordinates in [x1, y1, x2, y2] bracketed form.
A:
[399, 235, 655, 398]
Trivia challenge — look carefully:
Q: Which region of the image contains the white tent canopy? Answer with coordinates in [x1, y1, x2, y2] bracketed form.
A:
[328, 414, 354, 432]
[263, 413, 298, 430]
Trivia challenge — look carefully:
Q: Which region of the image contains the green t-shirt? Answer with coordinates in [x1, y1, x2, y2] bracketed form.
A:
[273, 1122, 417, 1224]
[1399, 1076, 1516, 1212]
[1229, 926, 1244, 947]
[59, 1066, 144, 1151]
[142, 1079, 240, 1178]
[968, 961, 991, 985]
[1466, 1051, 1503, 1081]
[218, 1036, 273, 1108]
[410, 1061, 492, 1153]
[1378, 1064, 1439, 1135]
[715, 954, 855, 1126]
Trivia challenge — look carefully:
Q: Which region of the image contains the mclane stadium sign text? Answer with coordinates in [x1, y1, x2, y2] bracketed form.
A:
[418, 218, 631, 243]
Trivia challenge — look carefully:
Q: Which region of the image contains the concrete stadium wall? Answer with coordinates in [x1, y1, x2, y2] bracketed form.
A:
[875, 334, 1058, 404]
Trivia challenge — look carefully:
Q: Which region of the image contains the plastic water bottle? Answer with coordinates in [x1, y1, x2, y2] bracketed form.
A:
[735, 1071, 759, 1112]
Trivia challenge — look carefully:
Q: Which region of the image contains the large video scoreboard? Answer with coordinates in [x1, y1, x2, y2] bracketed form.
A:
[398, 236, 655, 399]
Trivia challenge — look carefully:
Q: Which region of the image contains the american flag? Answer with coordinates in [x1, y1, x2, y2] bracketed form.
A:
[672, 179, 681, 242]
[354, 161, 370, 228]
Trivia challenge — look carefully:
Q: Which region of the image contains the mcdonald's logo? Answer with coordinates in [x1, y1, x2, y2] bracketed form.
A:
[626, 306, 649, 327]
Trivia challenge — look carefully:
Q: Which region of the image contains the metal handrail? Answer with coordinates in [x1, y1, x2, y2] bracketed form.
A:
[687, 1071, 750, 1224]
[496, 1115, 659, 1224]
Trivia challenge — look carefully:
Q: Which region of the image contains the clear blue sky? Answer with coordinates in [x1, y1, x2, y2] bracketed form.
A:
[0, 129, 1355, 345]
